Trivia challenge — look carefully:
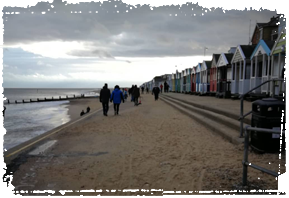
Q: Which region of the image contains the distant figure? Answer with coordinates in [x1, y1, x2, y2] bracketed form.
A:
[152, 85, 160, 101]
[141, 86, 144, 94]
[164, 81, 168, 93]
[124, 89, 128, 100]
[86, 106, 90, 113]
[133, 85, 140, 106]
[160, 84, 163, 93]
[146, 87, 149, 94]
[3, 106, 6, 118]
[99, 83, 111, 116]
[80, 110, 85, 116]
[130, 85, 135, 102]
[110, 85, 125, 115]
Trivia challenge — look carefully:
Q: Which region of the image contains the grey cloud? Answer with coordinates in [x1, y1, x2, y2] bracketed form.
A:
[67, 49, 115, 59]
[3, 0, 277, 57]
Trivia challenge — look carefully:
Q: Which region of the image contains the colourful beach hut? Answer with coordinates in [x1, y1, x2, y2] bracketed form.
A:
[231, 45, 256, 97]
[187, 68, 191, 93]
[216, 53, 234, 98]
[191, 66, 196, 94]
[172, 73, 175, 92]
[196, 63, 202, 94]
[250, 40, 275, 95]
[176, 70, 181, 93]
[200, 61, 212, 95]
[270, 27, 286, 96]
[180, 70, 184, 93]
[210, 54, 220, 95]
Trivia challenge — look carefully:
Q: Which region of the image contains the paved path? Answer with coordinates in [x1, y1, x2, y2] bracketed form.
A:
[7, 93, 284, 195]
[161, 92, 252, 121]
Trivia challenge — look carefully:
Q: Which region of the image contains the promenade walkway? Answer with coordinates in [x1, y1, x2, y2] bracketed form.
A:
[160, 92, 252, 122]
[5, 93, 284, 195]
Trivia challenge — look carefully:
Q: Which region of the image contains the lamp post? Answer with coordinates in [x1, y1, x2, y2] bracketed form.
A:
[204, 47, 208, 57]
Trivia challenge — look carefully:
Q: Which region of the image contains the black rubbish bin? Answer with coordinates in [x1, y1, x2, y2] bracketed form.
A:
[250, 98, 285, 153]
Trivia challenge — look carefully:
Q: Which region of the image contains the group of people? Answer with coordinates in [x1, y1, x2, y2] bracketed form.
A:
[128, 85, 141, 106]
[99, 83, 144, 116]
[79, 82, 168, 117]
[99, 83, 125, 116]
[159, 81, 170, 93]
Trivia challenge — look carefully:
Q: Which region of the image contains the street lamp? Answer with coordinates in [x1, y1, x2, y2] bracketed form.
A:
[204, 47, 208, 57]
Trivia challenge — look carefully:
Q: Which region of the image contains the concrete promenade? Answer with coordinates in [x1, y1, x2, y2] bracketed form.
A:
[4, 93, 284, 195]
[160, 92, 252, 122]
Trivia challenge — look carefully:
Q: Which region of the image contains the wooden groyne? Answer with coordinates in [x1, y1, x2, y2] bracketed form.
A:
[4, 94, 98, 105]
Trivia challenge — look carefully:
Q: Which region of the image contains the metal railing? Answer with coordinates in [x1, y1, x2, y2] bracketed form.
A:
[242, 126, 284, 186]
[239, 78, 284, 137]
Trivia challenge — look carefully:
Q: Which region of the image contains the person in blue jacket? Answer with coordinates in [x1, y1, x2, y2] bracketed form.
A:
[110, 85, 125, 115]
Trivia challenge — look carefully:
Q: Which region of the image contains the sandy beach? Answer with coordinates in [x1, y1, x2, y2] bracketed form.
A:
[65, 97, 103, 121]
[8, 93, 286, 195]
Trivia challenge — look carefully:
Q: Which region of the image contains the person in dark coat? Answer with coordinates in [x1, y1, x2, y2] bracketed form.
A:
[152, 85, 160, 101]
[110, 85, 125, 115]
[86, 106, 90, 113]
[132, 85, 140, 106]
[141, 86, 144, 94]
[80, 110, 85, 116]
[99, 83, 111, 116]
[160, 84, 163, 93]
[146, 87, 149, 94]
[164, 81, 168, 93]
[130, 85, 135, 102]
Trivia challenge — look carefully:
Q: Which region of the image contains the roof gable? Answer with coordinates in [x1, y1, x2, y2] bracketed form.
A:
[211, 54, 220, 68]
[231, 45, 245, 63]
[217, 53, 229, 67]
[192, 67, 196, 74]
[250, 40, 272, 59]
[196, 63, 202, 73]
[271, 27, 286, 55]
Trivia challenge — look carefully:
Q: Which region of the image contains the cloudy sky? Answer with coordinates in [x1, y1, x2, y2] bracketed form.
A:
[1, 0, 282, 88]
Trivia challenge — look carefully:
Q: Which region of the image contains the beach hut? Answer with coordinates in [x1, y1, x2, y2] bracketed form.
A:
[180, 70, 184, 93]
[200, 61, 212, 95]
[186, 68, 191, 93]
[231, 45, 256, 97]
[216, 53, 234, 98]
[191, 66, 196, 94]
[176, 70, 180, 93]
[172, 73, 175, 92]
[196, 63, 202, 94]
[250, 39, 275, 95]
[209, 54, 221, 96]
[270, 27, 286, 96]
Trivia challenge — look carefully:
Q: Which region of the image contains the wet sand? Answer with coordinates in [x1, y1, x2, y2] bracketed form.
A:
[8, 93, 286, 195]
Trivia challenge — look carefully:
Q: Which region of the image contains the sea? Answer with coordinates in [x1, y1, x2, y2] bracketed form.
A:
[2, 88, 100, 151]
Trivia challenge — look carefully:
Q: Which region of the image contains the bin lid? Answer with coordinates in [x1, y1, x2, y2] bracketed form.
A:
[253, 98, 285, 107]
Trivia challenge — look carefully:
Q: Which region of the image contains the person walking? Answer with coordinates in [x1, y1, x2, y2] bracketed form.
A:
[130, 85, 135, 102]
[133, 85, 140, 106]
[146, 87, 149, 94]
[152, 85, 160, 101]
[160, 84, 163, 93]
[99, 83, 111, 116]
[164, 81, 168, 93]
[110, 85, 125, 115]
[141, 86, 144, 94]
